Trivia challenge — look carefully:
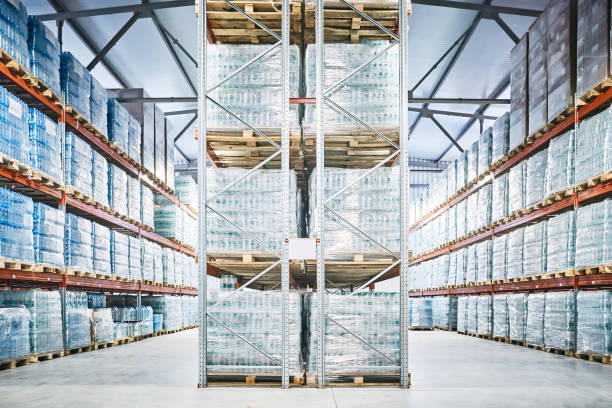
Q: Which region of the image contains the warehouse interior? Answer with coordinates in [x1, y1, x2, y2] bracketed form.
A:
[0, 0, 611, 407]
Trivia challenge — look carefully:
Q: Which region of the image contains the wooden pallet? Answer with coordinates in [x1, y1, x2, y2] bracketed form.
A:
[0, 152, 32, 177]
[113, 337, 133, 346]
[208, 372, 304, 386]
[207, 1, 302, 44]
[65, 345, 93, 355]
[525, 343, 544, 351]
[477, 333, 492, 340]
[409, 327, 434, 331]
[543, 347, 574, 357]
[574, 264, 611, 276]
[30, 350, 65, 363]
[304, 1, 400, 44]
[29, 169, 63, 188]
[0, 355, 32, 371]
[305, 371, 402, 387]
[33, 263, 65, 274]
[0, 257, 35, 271]
[509, 339, 526, 347]
[541, 268, 575, 279]
[66, 267, 96, 278]
[64, 185, 95, 204]
[576, 170, 612, 192]
[577, 77, 612, 104]
[492, 336, 510, 343]
[574, 353, 611, 365]
[93, 341, 115, 350]
[542, 187, 574, 206]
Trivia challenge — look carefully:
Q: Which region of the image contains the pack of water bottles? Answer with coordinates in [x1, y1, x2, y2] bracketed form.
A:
[455, 248, 466, 286]
[141, 184, 154, 230]
[508, 161, 526, 214]
[108, 164, 128, 217]
[308, 167, 398, 256]
[523, 220, 547, 277]
[153, 242, 163, 283]
[174, 252, 183, 286]
[28, 108, 61, 182]
[457, 296, 468, 332]
[162, 247, 174, 284]
[467, 296, 478, 335]
[154, 198, 182, 242]
[93, 308, 114, 343]
[87, 293, 106, 309]
[153, 314, 164, 332]
[576, 290, 612, 355]
[432, 296, 456, 330]
[182, 212, 197, 248]
[128, 236, 141, 281]
[206, 44, 299, 127]
[0, 0, 28, 68]
[65, 131, 93, 195]
[476, 240, 492, 283]
[92, 150, 108, 207]
[466, 192, 478, 233]
[114, 322, 133, 339]
[545, 130, 574, 197]
[60, 53, 91, 121]
[546, 210, 575, 273]
[182, 296, 198, 327]
[110, 230, 129, 279]
[489, 236, 505, 283]
[90, 75, 108, 136]
[491, 172, 508, 222]
[127, 176, 141, 223]
[493, 294, 508, 338]
[0, 187, 33, 262]
[32, 202, 63, 266]
[408, 297, 432, 329]
[65, 291, 91, 348]
[65, 213, 92, 270]
[526, 293, 545, 346]
[175, 175, 197, 206]
[465, 244, 477, 283]
[0, 306, 30, 359]
[0, 85, 29, 164]
[142, 295, 182, 331]
[477, 295, 493, 335]
[506, 227, 524, 279]
[128, 116, 141, 165]
[111, 306, 153, 322]
[206, 168, 297, 252]
[544, 291, 576, 350]
[141, 238, 154, 281]
[525, 147, 548, 206]
[27, 16, 59, 93]
[304, 43, 398, 128]
[92, 222, 111, 276]
[107, 98, 129, 153]
[575, 199, 611, 268]
[576, 105, 612, 184]
[476, 184, 492, 230]
[0, 289, 63, 354]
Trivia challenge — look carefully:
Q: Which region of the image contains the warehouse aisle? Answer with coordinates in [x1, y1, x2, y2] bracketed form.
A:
[1, 329, 611, 407]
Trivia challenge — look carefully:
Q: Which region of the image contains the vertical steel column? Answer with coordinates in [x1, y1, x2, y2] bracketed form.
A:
[315, 0, 326, 389]
[398, 0, 411, 389]
[137, 291, 142, 321]
[280, 0, 291, 390]
[197, 0, 208, 388]
[59, 286, 67, 350]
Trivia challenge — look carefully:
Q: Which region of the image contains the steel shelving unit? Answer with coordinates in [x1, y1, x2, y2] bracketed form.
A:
[197, 0, 410, 389]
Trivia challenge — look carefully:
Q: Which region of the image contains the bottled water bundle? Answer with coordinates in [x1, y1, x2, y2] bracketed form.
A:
[408, 297, 433, 329]
[508, 293, 528, 341]
[207, 44, 299, 127]
[128, 236, 141, 281]
[60, 53, 91, 121]
[448, 250, 457, 285]
[65, 213, 92, 271]
[92, 222, 111, 276]
[445, 161, 456, 201]
[455, 247, 467, 286]
[175, 175, 197, 206]
[153, 242, 163, 283]
[576, 290, 612, 355]
[114, 322, 133, 339]
[575, 199, 611, 267]
[510, 34, 528, 150]
[307, 292, 398, 374]
[457, 296, 468, 332]
[432, 296, 456, 330]
[127, 176, 141, 223]
[0, 187, 33, 261]
[220, 274, 237, 292]
[110, 230, 129, 279]
[111, 306, 153, 322]
[182, 212, 197, 248]
[408, 263, 428, 291]
[456, 150, 468, 191]
[544, 291, 576, 351]
[546, 0, 574, 123]
[476, 240, 492, 283]
[447, 206, 457, 242]
[477, 295, 493, 335]
[92, 150, 108, 207]
[93, 308, 114, 343]
[506, 227, 524, 279]
[546, 210, 575, 273]
[32, 202, 63, 266]
[90, 75, 107, 137]
[182, 296, 198, 327]
[141, 184, 154, 229]
[491, 234, 507, 281]
[28, 108, 61, 182]
[476, 184, 492, 230]
[0, 0, 28, 68]
[525, 147, 548, 206]
[304, 43, 398, 128]
[491, 173, 508, 222]
[107, 98, 129, 153]
[65, 131, 93, 196]
[308, 167, 398, 255]
[576, 0, 609, 99]
[465, 244, 477, 284]
[0, 289, 62, 353]
[467, 141, 479, 183]
[466, 192, 478, 234]
[576, 105, 612, 184]
[0, 306, 30, 359]
[508, 161, 526, 214]
[65, 291, 91, 348]
[154, 197, 183, 242]
[545, 130, 574, 197]
[478, 128, 492, 176]
[174, 250, 183, 286]
[467, 296, 478, 335]
[493, 294, 509, 338]
[27, 16, 59, 93]
[141, 295, 182, 331]
[207, 168, 297, 252]
[162, 247, 175, 285]
[141, 239, 157, 282]
[528, 13, 548, 136]
[456, 199, 466, 239]
[526, 293, 545, 346]
[523, 220, 547, 277]
[87, 293, 106, 309]
[128, 116, 141, 165]
[491, 113, 510, 164]
[0, 85, 29, 164]
[435, 254, 449, 288]
[108, 164, 128, 217]
[153, 314, 163, 333]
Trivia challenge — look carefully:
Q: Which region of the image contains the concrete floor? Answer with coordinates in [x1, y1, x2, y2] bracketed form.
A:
[1, 329, 611, 407]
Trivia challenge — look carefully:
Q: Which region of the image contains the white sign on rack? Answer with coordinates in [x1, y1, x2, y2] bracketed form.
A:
[287, 238, 317, 260]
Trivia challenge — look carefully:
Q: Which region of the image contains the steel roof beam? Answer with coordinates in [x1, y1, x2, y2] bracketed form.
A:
[87, 12, 141, 71]
[165, 108, 198, 116]
[37, 0, 194, 21]
[409, 106, 498, 120]
[493, 13, 520, 44]
[410, 97, 509, 104]
[174, 113, 198, 143]
[429, 115, 464, 153]
[412, 0, 541, 17]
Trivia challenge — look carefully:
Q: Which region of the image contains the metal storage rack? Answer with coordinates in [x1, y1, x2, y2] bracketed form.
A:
[197, 0, 410, 388]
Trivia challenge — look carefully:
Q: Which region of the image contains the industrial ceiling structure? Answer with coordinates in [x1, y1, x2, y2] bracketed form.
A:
[22, 0, 547, 168]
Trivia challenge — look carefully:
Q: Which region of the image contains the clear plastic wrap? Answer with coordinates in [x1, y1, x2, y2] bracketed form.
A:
[456, 199, 466, 239]
[508, 160, 526, 214]
[28, 15, 58, 93]
[466, 244, 477, 284]
[175, 175, 198, 206]
[92, 222, 111, 276]
[0, 306, 30, 359]
[108, 164, 127, 217]
[128, 115, 141, 165]
[307, 292, 398, 375]
[32, 202, 63, 266]
[526, 293, 545, 346]
[547, 0, 575, 123]
[432, 296, 456, 329]
[28, 108, 61, 182]
[65, 131, 93, 196]
[506, 227, 524, 279]
[141, 184, 154, 230]
[508, 293, 528, 341]
[544, 291, 576, 350]
[525, 147, 548, 206]
[546, 210, 575, 273]
[87, 293, 106, 309]
[0, 87, 27, 166]
[467, 296, 478, 335]
[107, 98, 129, 153]
[457, 296, 468, 332]
[162, 247, 175, 285]
[93, 308, 114, 343]
[476, 183, 492, 230]
[576, 0, 609, 99]
[477, 295, 492, 335]
[576, 290, 612, 355]
[545, 130, 575, 197]
[0, 0, 29, 68]
[575, 199, 609, 267]
[154, 199, 183, 242]
[153, 241, 163, 284]
[478, 127, 492, 175]
[127, 176, 141, 223]
[128, 236, 141, 281]
[476, 239, 492, 283]
[455, 247, 466, 285]
[142, 239, 154, 282]
[409, 297, 432, 329]
[90, 75, 107, 137]
[110, 230, 129, 279]
[181, 296, 198, 327]
[493, 294, 509, 338]
[576, 105, 612, 184]
[491, 173, 508, 222]
[492, 234, 507, 281]
[0, 188, 34, 261]
[66, 291, 91, 348]
[60, 52, 91, 121]
[448, 250, 457, 286]
[528, 13, 548, 136]
[523, 220, 547, 277]
[456, 151, 468, 191]
[153, 314, 164, 332]
[446, 160, 457, 200]
[466, 192, 478, 234]
[65, 213, 92, 270]
[467, 141, 479, 182]
[492, 112, 510, 164]
[92, 150, 108, 207]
